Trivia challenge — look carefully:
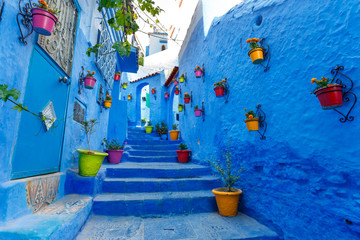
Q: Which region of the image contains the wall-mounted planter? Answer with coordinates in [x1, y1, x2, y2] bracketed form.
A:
[84, 76, 96, 89]
[165, 92, 169, 98]
[176, 150, 191, 163]
[178, 104, 184, 112]
[244, 117, 259, 131]
[175, 88, 180, 95]
[114, 73, 120, 81]
[122, 83, 128, 89]
[194, 109, 202, 117]
[248, 48, 264, 65]
[195, 69, 203, 78]
[246, 38, 270, 72]
[214, 78, 229, 103]
[179, 74, 185, 83]
[184, 97, 190, 103]
[244, 104, 267, 140]
[214, 87, 224, 97]
[314, 84, 343, 109]
[31, 8, 58, 36]
[106, 150, 124, 164]
[194, 65, 205, 82]
[127, 94, 132, 100]
[145, 126, 153, 133]
[151, 88, 156, 94]
[174, 79, 178, 85]
[104, 100, 112, 108]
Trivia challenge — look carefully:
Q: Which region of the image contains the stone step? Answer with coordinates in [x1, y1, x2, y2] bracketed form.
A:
[102, 176, 220, 193]
[0, 194, 92, 240]
[126, 149, 177, 157]
[105, 162, 213, 178]
[125, 139, 181, 145]
[92, 191, 217, 216]
[125, 144, 179, 151]
[123, 155, 178, 163]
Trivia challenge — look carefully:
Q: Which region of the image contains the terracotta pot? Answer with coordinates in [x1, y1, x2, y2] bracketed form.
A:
[114, 74, 120, 81]
[176, 150, 191, 163]
[169, 130, 180, 140]
[248, 48, 264, 65]
[194, 109, 202, 117]
[212, 187, 242, 217]
[214, 86, 224, 97]
[31, 8, 57, 36]
[244, 118, 259, 131]
[184, 97, 190, 103]
[314, 84, 343, 110]
[84, 76, 96, 89]
[104, 100, 112, 108]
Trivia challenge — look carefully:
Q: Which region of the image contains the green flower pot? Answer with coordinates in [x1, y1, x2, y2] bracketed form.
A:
[145, 126, 153, 133]
[77, 149, 108, 177]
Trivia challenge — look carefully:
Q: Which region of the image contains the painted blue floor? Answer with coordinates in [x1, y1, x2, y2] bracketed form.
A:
[76, 212, 279, 240]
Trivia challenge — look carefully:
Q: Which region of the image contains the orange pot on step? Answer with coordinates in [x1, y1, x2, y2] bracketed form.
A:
[212, 187, 242, 217]
[169, 130, 180, 140]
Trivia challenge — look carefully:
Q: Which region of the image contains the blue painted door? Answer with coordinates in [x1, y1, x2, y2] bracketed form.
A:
[11, 47, 70, 179]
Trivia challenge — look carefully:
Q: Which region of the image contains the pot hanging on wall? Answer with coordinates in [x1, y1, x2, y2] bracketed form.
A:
[178, 104, 184, 112]
[184, 97, 190, 103]
[195, 69, 203, 78]
[114, 74, 120, 81]
[104, 100, 112, 108]
[314, 84, 343, 110]
[165, 93, 169, 98]
[31, 8, 58, 36]
[179, 75, 185, 83]
[244, 118, 259, 131]
[84, 77, 96, 89]
[214, 86, 224, 97]
[194, 109, 202, 117]
[175, 89, 180, 95]
[248, 48, 264, 65]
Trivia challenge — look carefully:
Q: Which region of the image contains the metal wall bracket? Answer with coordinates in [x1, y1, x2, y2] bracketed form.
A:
[201, 64, 206, 83]
[255, 104, 267, 140]
[17, 0, 35, 45]
[202, 101, 205, 122]
[184, 73, 188, 87]
[78, 66, 85, 94]
[0, 0, 5, 23]
[190, 91, 193, 108]
[259, 38, 270, 72]
[223, 78, 230, 103]
[330, 65, 357, 123]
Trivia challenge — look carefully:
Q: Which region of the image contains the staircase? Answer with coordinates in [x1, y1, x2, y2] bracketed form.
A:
[92, 125, 220, 216]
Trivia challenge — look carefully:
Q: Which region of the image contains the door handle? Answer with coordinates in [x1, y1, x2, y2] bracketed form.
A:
[59, 76, 70, 85]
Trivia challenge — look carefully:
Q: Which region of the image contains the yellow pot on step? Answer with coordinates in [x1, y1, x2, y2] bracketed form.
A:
[248, 48, 264, 65]
[169, 130, 180, 140]
[212, 187, 242, 217]
[244, 118, 259, 131]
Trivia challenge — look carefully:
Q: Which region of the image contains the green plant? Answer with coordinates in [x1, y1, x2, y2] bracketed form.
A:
[105, 95, 112, 101]
[194, 65, 202, 71]
[81, 119, 98, 153]
[214, 78, 227, 88]
[206, 148, 244, 192]
[244, 108, 256, 119]
[86, 70, 95, 77]
[139, 56, 144, 66]
[141, 118, 146, 124]
[155, 121, 168, 136]
[116, 71, 121, 75]
[194, 105, 199, 110]
[173, 78, 178, 83]
[172, 124, 178, 130]
[102, 138, 125, 150]
[184, 93, 190, 98]
[310, 77, 335, 94]
[246, 38, 260, 50]
[147, 120, 152, 126]
[178, 143, 188, 150]
[35, 0, 61, 15]
[178, 104, 183, 107]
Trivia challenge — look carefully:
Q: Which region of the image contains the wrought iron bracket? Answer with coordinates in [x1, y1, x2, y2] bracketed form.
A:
[223, 78, 230, 103]
[201, 64, 206, 83]
[78, 66, 85, 94]
[154, 92, 156, 100]
[330, 65, 357, 123]
[184, 73, 188, 87]
[183, 103, 186, 116]
[17, 0, 35, 45]
[255, 104, 267, 140]
[259, 38, 270, 72]
[0, 0, 5, 23]
[190, 91, 193, 108]
[202, 101, 205, 122]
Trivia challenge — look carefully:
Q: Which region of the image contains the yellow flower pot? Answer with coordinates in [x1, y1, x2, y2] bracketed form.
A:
[248, 48, 264, 65]
[212, 187, 242, 217]
[169, 130, 180, 140]
[104, 100, 112, 108]
[244, 118, 259, 131]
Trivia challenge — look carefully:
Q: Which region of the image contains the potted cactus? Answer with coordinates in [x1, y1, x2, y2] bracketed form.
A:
[169, 124, 180, 140]
[165, 92, 169, 98]
[178, 104, 184, 112]
[84, 70, 96, 89]
[194, 66, 203, 78]
[114, 71, 121, 81]
[77, 119, 108, 176]
[155, 121, 168, 140]
[174, 86, 180, 95]
[102, 138, 125, 164]
[104, 95, 112, 108]
[311, 77, 343, 109]
[173, 78, 178, 85]
[213, 79, 227, 97]
[184, 93, 190, 103]
[206, 148, 244, 217]
[31, 0, 59, 36]
[179, 74, 185, 83]
[145, 121, 153, 133]
[244, 108, 259, 131]
[194, 105, 202, 117]
[151, 87, 156, 94]
[176, 143, 191, 163]
[247, 38, 264, 65]
[122, 82, 128, 89]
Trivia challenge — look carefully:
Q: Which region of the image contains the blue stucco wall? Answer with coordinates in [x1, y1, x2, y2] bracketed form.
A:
[178, 0, 360, 239]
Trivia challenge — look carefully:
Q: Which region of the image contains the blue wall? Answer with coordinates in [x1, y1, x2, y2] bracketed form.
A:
[177, 0, 360, 239]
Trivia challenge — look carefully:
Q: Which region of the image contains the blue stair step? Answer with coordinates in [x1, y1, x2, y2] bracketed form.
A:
[127, 149, 177, 157]
[0, 195, 92, 240]
[125, 144, 179, 151]
[124, 155, 178, 163]
[125, 139, 181, 145]
[105, 162, 213, 178]
[92, 191, 217, 216]
[102, 176, 220, 193]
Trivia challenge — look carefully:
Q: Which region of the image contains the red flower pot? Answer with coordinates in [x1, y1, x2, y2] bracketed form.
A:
[84, 76, 96, 89]
[214, 86, 224, 97]
[31, 8, 58, 36]
[314, 84, 343, 110]
[194, 109, 202, 117]
[184, 97, 190, 103]
[107, 150, 124, 164]
[114, 74, 120, 81]
[176, 150, 191, 163]
[175, 89, 180, 95]
[151, 90, 156, 94]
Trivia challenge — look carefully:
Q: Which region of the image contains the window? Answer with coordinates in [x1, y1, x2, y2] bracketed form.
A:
[161, 45, 166, 51]
[73, 99, 86, 124]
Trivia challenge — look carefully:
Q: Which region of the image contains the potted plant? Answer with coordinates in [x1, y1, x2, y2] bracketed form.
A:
[114, 71, 121, 81]
[169, 124, 180, 141]
[84, 70, 96, 89]
[173, 78, 178, 85]
[127, 94, 132, 100]
[31, 0, 59, 36]
[176, 143, 191, 163]
[174, 86, 180, 95]
[194, 105, 202, 117]
[244, 108, 259, 131]
[184, 93, 190, 103]
[122, 82, 128, 89]
[194, 66, 203, 78]
[311, 77, 343, 109]
[213, 79, 227, 97]
[178, 104, 184, 112]
[141, 118, 146, 127]
[155, 121, 168, 140]
[77, 119, 108, 177]
[145, 121, 153, 133]
[179, 74, 185, 83]
[151, 87, 156, 94]
[165, 92, 169, 98]
[206, 149, 244, 217]
[247, 38, 264, 65]
[104, 95, 112, 108]
[102, 138, 125, 164]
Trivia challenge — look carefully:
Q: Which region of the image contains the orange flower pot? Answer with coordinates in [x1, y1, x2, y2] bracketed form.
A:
[244, 118, 259, 131]
[104, 100, 112, 108]
[212, 187, 242, 217]
[248, 48, 264, 65]
[169, 130, 180, 140]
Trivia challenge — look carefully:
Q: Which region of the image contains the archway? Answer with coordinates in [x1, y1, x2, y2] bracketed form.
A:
[136, 82, 150, 126]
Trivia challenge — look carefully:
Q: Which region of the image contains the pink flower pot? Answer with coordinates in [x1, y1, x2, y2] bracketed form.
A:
[174, 81, 178, 86]
[165, 94, 169, 98]
[107, 150, 124, 164]
[195, 69, 202, 78]
[84, 76, 96, 89]
[31, 8, 58, 36]
[194, 109, 202, 117]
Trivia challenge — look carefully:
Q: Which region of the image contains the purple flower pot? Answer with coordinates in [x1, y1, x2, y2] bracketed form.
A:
[84, 76, 96, 89]
[195, 69, 202, 78]
[31, 8, 58, 36]
[107, 150, 124, 164]
[194, 109, 202, 117]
